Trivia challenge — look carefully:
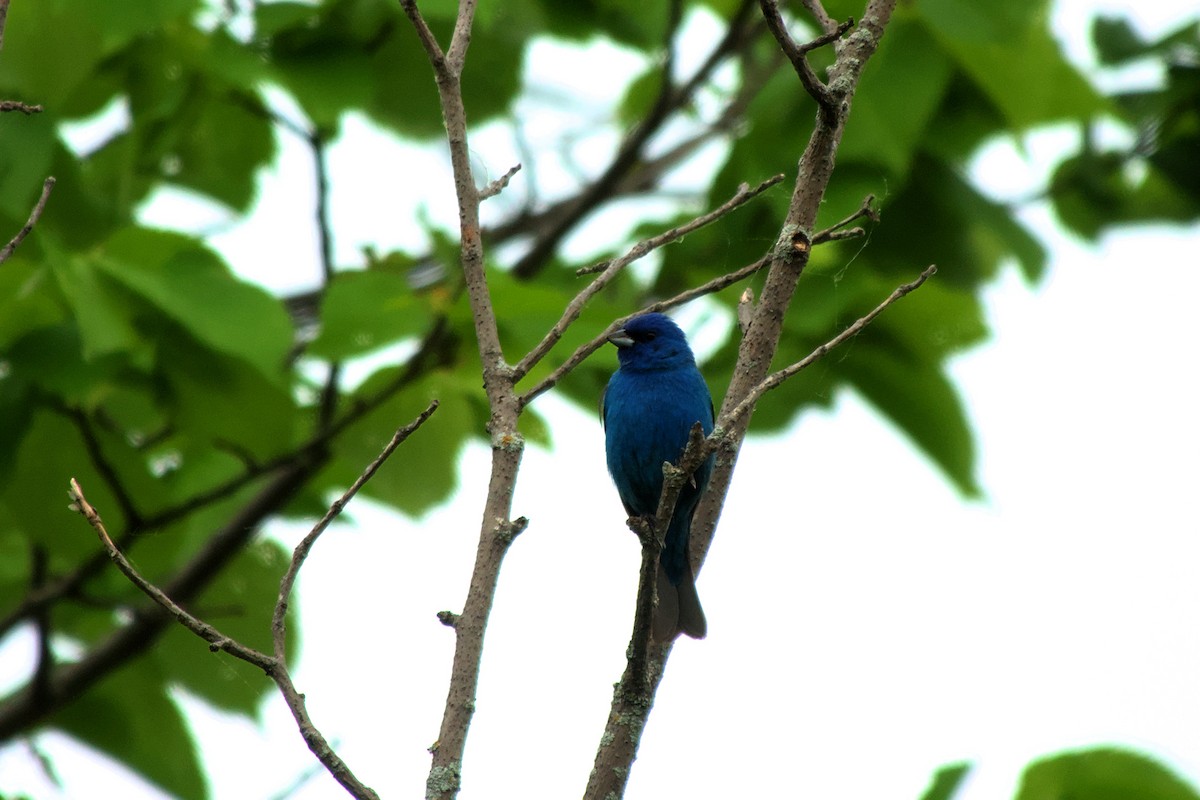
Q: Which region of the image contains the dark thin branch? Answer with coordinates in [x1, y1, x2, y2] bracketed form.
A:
[57, 405, 145, 529]
[0, 316, 453, 644]
[0, 176, 54, 264]
[310, 131, 342, 432]
[511, 174, 783, 384]
[271, 400, 440, 662]
[29, 547, 53, 705]
[800, 15, 855, 54]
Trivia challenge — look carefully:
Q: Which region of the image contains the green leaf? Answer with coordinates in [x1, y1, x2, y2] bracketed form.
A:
[95, 228, 294, 384]
[0, 258, 64, 351]
[870, 154, 1048, 285]
[155, 332, 299, 458]
[1092, 17, 1148, 65]
[840, 14, 954, 178]
[918, 0, 1106, 129]
[309, 270, 431, 360]
[0, 114, 57, 222]
[841, 334, 980, 497]
[918, 763, 971, 800]
[52, 660, 208, 800]
[1016, 747, 1200, 800]
[0, 0, 199, 111]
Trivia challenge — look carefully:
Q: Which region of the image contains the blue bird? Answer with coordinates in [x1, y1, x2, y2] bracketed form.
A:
[602, 313, 714, 641]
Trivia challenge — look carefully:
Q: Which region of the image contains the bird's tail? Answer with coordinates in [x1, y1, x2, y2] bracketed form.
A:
[653, 562, 707, 641]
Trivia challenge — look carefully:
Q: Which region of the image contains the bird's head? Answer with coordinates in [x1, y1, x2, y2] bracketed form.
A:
[607, 313, 696, 372]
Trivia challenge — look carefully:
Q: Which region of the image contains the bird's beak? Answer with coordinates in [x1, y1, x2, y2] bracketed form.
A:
[607, 328, 634, 348]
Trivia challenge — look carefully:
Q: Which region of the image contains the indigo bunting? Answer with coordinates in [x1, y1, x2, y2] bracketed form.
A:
[602, 313, 714, 640]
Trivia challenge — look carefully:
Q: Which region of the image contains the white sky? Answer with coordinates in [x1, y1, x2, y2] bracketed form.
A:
[2, 2, 1199, 799]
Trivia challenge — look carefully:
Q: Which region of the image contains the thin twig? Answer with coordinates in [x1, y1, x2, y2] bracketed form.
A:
[0, 100, 43, 114]
[0, 176, 54, 264]
[518, 254, 771, 409]
[723, 265, 937, 433]
[757, 1, 852, 113]
[812, 193, 877, 244]
[68, 479, 276, 671]
[398, 0, 447, 69]
[271, 400, 440, 662]
[800, 0, 839, 35]
[479, 163, 521, 200]
[511, 174, 783, 384]
[68, 479, 381, 800]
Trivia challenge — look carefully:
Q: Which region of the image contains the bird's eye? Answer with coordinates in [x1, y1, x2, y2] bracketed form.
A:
[642, 332, 656, 341]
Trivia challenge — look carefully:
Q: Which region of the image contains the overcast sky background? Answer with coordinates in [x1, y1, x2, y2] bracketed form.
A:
[2, 1, 1199, 798]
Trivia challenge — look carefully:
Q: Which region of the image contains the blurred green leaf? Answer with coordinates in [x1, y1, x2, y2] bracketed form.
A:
[53, 660, 208, 800]
[918, 0, 1106, 129]
[919, 762, 971, 800]
[309, 270, 431, 360]
[1016, 748, 1200, 800]
[95, 228, 294, 384]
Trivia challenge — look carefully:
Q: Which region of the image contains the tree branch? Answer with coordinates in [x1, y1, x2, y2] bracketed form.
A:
[516, 253, 771, 410]
[0, 456, 323, 740]
[758, 0, 853, 114]
[722, 264, 936, 429]
[400, 3, 528, 799]
[585, 0, 899, 794]
[0, 99, 42, 114]
[66, 479, 381, 800]
[0, 176, 54, 264]
[511, 174, 783, 384]
[271, 400, 440, 662]
[812, 192, 877, 244]
[479, 163, 521, 200]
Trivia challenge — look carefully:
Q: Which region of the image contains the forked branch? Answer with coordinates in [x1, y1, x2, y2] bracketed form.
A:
[69, 402, 439, 800]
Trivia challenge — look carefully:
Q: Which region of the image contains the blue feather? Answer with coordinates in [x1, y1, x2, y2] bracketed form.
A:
[602, 313, 714, 640]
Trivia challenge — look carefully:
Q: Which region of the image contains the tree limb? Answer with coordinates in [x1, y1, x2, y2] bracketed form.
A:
[512, 174, 784, 384]
[66, 478, 381, 800]
[584, 1, 899, 795]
